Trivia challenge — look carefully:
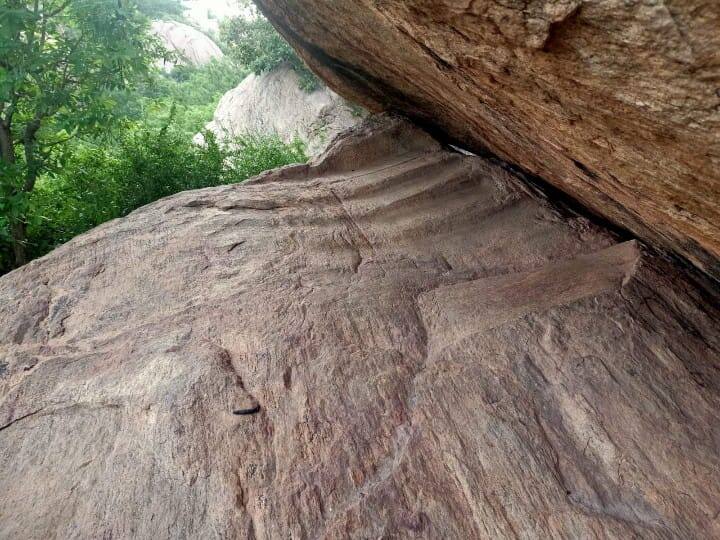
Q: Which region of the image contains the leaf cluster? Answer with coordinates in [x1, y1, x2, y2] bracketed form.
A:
[0, 0, 163, 149]
[219, 4, 319, 92]
[0, 122, 306, 273]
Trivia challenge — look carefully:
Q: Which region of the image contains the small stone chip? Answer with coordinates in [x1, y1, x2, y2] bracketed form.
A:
[233, 405, 261, 416]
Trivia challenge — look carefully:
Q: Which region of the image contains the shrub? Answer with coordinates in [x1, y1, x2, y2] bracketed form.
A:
[109, 56, 247, 137]
[220, 7, 319, 91]
[222, 133, 307, 183]
[0, 124, 307, 275]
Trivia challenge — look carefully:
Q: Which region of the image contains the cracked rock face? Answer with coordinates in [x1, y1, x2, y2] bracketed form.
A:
[1, 117, 719, 538]
[255, 0, 720, 281]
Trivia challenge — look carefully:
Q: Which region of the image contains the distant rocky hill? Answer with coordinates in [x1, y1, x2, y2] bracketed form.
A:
[151, 20, 223, 71]
[196, 64, 363, 157]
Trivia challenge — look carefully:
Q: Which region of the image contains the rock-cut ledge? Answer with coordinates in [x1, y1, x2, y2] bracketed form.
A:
[1, 116, 719, 538]
[255, 0, 720, 281]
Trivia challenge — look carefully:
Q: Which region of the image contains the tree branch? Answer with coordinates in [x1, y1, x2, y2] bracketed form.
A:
[21, 115, 43, 192]
[0, 122, 15, 164]
[0, 103, 16, 164]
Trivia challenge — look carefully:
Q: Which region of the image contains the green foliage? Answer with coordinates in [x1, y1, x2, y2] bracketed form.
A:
[111, 57, 247, 137]
[220, 3, 319, 91]
[225, 134, 306, 182]
[3, 123, 305, 273]
[0, 0, 161, 142]
[0, 0, 313, 276]
[0, 0, 162, 266]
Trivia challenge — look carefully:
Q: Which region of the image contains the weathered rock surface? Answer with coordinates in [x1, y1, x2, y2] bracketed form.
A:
[255, 0, 720, 281]
[151, 20, 223, 71]
[1, 117, 719, 538]
[196, 64, 362, 157]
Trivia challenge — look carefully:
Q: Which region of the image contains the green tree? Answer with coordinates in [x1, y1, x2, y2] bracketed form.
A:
[219, 1, 319, 91]
[0, 0, 160, 267]
[109, 57, 247, 138]
[23, 124, 306, 265]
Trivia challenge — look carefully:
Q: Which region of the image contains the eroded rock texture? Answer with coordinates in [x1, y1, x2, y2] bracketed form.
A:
[254, 0, 720, 281]
[1, 117, 719, 538]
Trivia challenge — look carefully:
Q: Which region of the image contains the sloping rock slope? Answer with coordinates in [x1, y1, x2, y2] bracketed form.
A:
[151, 20, 223, 71]
[196, 64, 362, 157]
[1, 117, 719, 538]
[255, 0, 720, 281]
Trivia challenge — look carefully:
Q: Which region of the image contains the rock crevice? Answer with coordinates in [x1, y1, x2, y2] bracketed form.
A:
[255, 0, 720, 280]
